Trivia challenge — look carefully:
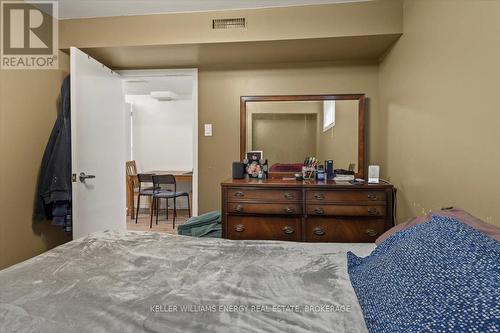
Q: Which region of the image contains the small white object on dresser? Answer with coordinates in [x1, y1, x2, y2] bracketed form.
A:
[368, 165, 380, 184]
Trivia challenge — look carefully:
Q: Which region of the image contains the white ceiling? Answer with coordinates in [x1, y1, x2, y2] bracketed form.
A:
[44, 0, 366, 20]
[122, 75, 194, 97]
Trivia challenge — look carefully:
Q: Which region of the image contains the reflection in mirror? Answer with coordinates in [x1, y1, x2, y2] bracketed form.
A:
[246, 99, 359, 174]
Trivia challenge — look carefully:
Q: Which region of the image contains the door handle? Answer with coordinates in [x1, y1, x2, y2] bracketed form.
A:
[367, 193, 378, 200]
[365, 229, 378, 237]
[367, 208, 378, 216]
[79, 172, 96, 182]
[283, 192, 294, 199]
[233, 204, 243, 213]
[234, 191, 244, 198]
[284, 207, 295, 214]
[282, 226, 295, 235]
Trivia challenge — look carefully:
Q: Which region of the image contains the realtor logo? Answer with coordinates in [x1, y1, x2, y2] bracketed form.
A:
[1, 1, 58, 69]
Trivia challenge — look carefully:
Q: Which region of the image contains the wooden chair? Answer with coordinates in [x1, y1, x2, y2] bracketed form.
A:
[126, 160, 138, 216]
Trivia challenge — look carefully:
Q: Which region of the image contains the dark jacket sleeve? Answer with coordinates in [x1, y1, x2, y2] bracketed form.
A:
[34, 76, 72, 220]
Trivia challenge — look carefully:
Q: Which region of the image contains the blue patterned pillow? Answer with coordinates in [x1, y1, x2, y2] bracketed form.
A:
[348, 216, 500, 333]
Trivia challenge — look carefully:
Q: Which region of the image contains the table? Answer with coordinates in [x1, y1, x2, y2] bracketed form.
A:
[127, 171, 193, 217]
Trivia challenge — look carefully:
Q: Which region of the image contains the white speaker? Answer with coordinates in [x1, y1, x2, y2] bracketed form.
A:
[368, 165, 380, 184]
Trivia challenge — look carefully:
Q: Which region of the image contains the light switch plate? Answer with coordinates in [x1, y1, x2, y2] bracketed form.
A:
[204, 124, 213, 136]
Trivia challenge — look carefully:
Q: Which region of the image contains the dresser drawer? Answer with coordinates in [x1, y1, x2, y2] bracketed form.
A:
[228, 203, 302, 215]
[226, 216, 300, 241]
[306, 190, 386, 203]
[307, 204, 386, 217]
[305, 218, 385, 242]
[227, 188, 301, 202]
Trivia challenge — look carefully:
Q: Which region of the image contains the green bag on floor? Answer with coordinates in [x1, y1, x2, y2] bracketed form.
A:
[177, 211, 221, 238]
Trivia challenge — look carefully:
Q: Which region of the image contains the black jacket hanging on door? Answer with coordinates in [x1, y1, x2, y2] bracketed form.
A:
[34, 75, 72, 232]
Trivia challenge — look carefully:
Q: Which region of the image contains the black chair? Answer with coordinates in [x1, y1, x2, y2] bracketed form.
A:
[135, 173, 156, 224]
[151, 174, 191, 229]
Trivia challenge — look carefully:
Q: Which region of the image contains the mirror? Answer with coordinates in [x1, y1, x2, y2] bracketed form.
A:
[240, 95, 365, 179]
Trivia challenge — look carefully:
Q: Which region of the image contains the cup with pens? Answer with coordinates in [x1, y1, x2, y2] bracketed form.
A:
[302, 157, 317, 180]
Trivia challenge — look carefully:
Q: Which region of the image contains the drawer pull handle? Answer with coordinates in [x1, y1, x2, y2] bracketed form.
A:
[365, 229, 378, 237]
[234, 205, 243, 213]
[314, 207, 325, 215]
[367, 208, 378, 216]
[282, 226, 295, 235]
[284, 192, 294, 199]
[284, 207, 295, 214]
[313, 227, 326, 236]
[234, 191, 244, 198]
[234, 224, 245, 232]
[367, 194, 378, 200]
[313, 193, 325, 200]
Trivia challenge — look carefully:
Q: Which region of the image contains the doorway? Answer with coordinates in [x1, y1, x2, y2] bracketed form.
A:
[121, 69, 198, 233]
[70, 47, 198, 239]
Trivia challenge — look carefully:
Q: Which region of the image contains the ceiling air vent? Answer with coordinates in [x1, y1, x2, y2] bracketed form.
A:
[212, 17, 246, 30]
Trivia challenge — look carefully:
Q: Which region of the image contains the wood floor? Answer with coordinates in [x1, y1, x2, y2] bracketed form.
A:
[126, 209, 190, 234]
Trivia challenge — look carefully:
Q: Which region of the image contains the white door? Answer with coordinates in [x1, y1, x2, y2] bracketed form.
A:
[70, 47, 126, 239]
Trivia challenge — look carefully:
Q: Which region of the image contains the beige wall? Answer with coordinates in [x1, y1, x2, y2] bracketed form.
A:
[59, 1, 402, 49]
[58, 1, 402, 68]
[248, 101, 321, 164]
[198, 62, 379, 213]
[378, 0, 500, 226]
[253, 113, 317, 165]
[317, 100, 359, 170]
[0, 52, 71, 269]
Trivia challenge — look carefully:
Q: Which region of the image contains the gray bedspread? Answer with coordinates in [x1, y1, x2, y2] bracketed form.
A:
[0, 231, 374, 333]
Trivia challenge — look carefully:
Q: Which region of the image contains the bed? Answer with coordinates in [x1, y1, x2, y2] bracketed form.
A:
[0, 232, 374, 333]
[1, 211, 498, 333]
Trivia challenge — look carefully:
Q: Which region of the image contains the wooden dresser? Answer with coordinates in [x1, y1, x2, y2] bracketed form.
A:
[221, 178, 394, 243]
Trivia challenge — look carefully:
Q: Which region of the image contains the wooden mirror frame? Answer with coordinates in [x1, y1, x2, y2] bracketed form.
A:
[240, 94, 366, 179]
